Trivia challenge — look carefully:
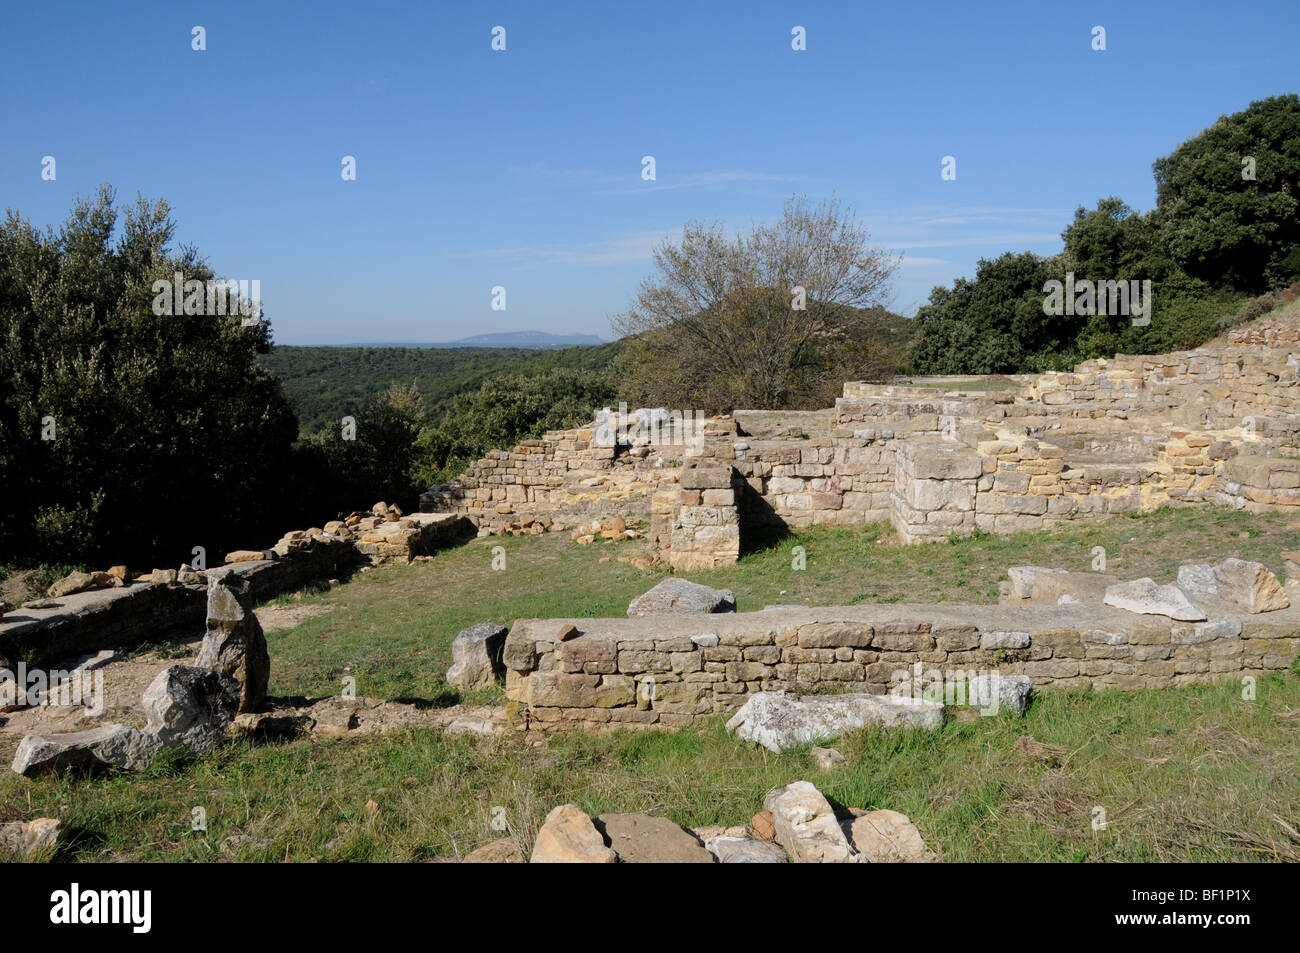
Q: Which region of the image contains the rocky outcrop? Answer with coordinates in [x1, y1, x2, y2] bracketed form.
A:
[726, 691, 944, 753]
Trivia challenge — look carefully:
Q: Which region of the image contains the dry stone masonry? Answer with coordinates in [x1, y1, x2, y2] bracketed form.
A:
[500, 565, 1298, 732]
[422, 306, 1300, 557]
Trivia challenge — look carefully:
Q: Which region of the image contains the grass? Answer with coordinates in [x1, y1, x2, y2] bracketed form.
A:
[263, 504, 1300, 705]
[3, 503, 1299, 862]
[2, 676, 1297, 862]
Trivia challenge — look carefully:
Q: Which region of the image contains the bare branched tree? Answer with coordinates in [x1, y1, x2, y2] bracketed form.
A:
[612, 195, 900, 411]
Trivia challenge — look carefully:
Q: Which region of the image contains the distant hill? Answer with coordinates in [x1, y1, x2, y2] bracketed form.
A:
[452, 331, 607, 347]
[280, 331, 609, 348]
[260, 340, 623, 435]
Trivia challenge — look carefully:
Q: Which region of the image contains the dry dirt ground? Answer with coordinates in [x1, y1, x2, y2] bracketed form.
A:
[0, 603, 335, 764]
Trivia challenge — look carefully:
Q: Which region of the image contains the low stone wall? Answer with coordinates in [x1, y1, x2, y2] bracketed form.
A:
[502, 600, 1297, 732]
[0, 516, 470, 669]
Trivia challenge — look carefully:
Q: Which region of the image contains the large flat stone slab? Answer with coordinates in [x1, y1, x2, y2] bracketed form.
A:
[726, 690, 944, 753]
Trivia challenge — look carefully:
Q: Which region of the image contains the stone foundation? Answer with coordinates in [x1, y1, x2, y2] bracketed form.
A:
[502, 599, 1298, 732]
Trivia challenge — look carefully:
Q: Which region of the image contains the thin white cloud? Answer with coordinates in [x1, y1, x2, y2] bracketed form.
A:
[885, 233, 1063, 249]
[454, 230, 670, 268]
[509, 162, 810, 195]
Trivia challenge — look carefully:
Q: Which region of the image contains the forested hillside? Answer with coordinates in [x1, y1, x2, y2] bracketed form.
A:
[259, 341, 624, 433]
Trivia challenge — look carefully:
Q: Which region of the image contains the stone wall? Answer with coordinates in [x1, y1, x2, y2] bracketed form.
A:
[420, 308, 1300, 553]
[0, 511, 472, 669]
[502, 599, 1298, 732]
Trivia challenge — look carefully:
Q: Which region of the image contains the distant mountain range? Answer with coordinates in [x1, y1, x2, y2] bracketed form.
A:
[280, 331, 609, 348]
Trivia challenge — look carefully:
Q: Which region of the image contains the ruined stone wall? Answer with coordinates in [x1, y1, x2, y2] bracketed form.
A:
[420, 311, 1300, 552]
[502, 601, 1297, 732]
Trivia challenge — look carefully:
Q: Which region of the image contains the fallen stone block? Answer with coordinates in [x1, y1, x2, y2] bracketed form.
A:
[763, 781, 860, 863]
[726, 691, 944, 753]
[706, 836, 787, 863]
[446, 621, 508, 688]
[1212, 558, 1289, 613]
[530, 804, 618, 863]
[1006, 566, 1066, 600]
[11, 724, 160, 776]
[1102, 578, 1206, 621]
[840, 809, 931, 862]
[0, 818, 61, 860]
[142, 665, 241, 756]
[45, 571, 101, 599]
[593, 813, 715, 863]
[627, 578, 737, 616]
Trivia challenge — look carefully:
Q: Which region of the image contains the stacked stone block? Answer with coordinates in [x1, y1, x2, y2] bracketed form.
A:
[502, 601, 1296, 731]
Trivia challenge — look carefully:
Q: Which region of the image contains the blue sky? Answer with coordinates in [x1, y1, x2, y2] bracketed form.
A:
[2, 0, 1297, 344]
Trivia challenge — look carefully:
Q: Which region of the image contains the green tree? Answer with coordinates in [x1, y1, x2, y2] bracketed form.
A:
[1154, 93, 1300, 291]
[412, 368, 616, 484]
[612, 195, 900, 411]
[906, 251, 1063, 374]
[0, 186, 299, 565]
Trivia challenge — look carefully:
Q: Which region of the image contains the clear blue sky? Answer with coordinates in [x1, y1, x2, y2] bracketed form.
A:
[3, 1, 1297, 344]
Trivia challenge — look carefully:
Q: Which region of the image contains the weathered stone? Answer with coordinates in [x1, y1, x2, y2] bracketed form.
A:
[0, 818, 61, 859]
[11, 724, 159, 776]
[965, 673, 1032, 715]
[1176, 563, 1219, 596]
[46, 571, 99, 598]
[841, 809, 930, 862]
[464, 837, 526, 863]
[142, 665, 241, 756]
[530, 804, 618, 863]
[763, 781, 860, 863]
[594, 813, 715, 863]
[752, 811, 776, 842]
[706, 836, 787, 863]
[195, 569, 270, 712]
[1006, 566, 1066, 600]
[1103, 578, 1206, 621]
[627, 578, 737, 616]
[446, 621, 508, 688]
[726, 691, 943, 753]
[810, 746, 847, 771]
[1212, 558, 1289, 613]
[798, 622, 873, 648]
[980, 630, 1031, 650]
